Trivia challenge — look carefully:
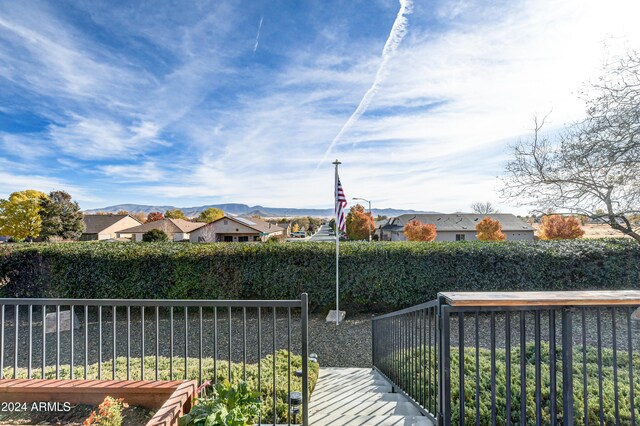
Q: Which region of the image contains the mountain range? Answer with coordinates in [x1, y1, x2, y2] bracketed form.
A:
[83, 203, 437, 218]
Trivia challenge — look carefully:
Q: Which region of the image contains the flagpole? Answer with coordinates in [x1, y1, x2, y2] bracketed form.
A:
[333, 159, 341, 326]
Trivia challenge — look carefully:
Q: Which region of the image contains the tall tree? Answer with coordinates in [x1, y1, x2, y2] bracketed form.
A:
[131, 212, 147, 223]
[0, 190, 47, 240]
[116, 210, 129, 215]
[403, 219, 437, 242]
[196, 208, 224, 223]
[475, 216, 506, 241]
[538, 215, 585, 240]
[165, 209, 186, 220]
[146, 212, 164, 222]
[39, 191, 85, 241]
[345, 204, 374, 240]
[502, 52, 640, 242]
[470, 201, 499, 214]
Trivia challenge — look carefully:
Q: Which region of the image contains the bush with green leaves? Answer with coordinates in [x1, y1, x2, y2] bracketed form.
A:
[4, 350, 319, 424]
[142, 229, 168, 242]
[1, 239, 639, 312]
[387, 343, 640, 425]
[179, 380, 261, 426]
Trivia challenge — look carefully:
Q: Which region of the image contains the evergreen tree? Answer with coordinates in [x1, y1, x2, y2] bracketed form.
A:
[39, 191, 85, 241]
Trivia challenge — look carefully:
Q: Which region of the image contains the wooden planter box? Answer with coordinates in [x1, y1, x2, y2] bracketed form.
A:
[0, 379, 196, 426]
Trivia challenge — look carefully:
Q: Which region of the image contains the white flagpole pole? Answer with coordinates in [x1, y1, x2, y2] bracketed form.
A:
[335, 161, 340, 326]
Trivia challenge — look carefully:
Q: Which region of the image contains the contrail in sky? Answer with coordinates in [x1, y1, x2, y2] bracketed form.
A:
[253, 16, 263, 53]
[317, 0, 413, 167]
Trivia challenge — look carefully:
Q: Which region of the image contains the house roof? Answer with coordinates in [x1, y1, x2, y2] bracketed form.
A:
[119, 218, 206, 234]
[83, 214, 140, 234]
[209, 216, 284, 234]
[383, 214, 534, 232]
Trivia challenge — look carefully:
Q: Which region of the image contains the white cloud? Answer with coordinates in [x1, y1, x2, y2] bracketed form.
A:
[2, 0, 640, 214]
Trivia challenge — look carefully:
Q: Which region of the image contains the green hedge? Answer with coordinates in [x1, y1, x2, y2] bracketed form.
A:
[0, 240, 639, 312]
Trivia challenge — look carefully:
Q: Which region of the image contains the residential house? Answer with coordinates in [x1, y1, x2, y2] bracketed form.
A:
[118, 218, 206, 242]
[81, 214, 142, 241]
[190, 216, 284, 242]
[378, 213, 534, 241]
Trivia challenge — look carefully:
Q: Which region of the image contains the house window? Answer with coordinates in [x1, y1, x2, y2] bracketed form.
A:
[224, 220, 228, 225]
[456, 234, 465, 241]
[224, 236, 233, 242]
[254, 236, 260, 241]
[238, 236, 249, 242]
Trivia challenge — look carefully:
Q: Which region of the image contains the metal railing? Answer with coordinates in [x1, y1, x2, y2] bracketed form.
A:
[0, 295, 310, 426]
[372, 300, 439, 423]
[372, 291, 640, 425]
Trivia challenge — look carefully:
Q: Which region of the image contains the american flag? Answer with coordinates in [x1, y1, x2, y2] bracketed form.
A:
[335, 176, 347, 233]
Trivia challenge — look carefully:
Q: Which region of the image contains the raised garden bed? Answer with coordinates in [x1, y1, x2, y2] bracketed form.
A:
[0, 379, 196, 426]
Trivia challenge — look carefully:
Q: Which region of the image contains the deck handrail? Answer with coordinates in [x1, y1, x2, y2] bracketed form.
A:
[439, 290, 640, 306]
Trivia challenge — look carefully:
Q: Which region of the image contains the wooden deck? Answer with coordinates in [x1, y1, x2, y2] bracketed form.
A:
[440, 290, 640, 307]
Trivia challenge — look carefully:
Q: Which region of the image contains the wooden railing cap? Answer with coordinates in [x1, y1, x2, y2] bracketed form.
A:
[439, 290, 640, 307]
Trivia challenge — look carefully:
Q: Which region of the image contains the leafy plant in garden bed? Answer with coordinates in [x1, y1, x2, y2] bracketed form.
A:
[4, 350, 319, 424]
[387, 343, 640, 425]
[179, 380, 261, 426]
[84, 396, 128, 426]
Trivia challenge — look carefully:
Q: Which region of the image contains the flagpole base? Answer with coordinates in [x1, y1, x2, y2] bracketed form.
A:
[326, 310, 346, 324]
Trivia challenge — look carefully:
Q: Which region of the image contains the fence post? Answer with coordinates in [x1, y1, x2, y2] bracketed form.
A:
[561, 308, 574, 424]
[301, 293, 309, 426]
[438, 296, 451, 426]
[371, 315, 376, 368]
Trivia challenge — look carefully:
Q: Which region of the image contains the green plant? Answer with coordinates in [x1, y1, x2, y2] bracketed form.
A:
[1, 239, 639, 312]
[4, 350, 319, 424]
[179, 380, 261, 426]
[142, 229, 168, 242]
[84, 396, 128, 426]
[386, 343, 640, 425]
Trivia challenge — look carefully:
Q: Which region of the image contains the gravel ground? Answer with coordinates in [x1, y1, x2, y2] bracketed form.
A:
[0, 307, 374, 374]
[2, 306, 637, 375]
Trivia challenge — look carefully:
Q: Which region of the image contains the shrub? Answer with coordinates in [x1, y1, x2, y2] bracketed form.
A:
[0, 240, 639, 312]
[390, 343, 640, 425]
[179, 381, 261, 426]
[4, 350, 319, 425]
[142, 229, 168, 242]
[84, 396, 128, 426]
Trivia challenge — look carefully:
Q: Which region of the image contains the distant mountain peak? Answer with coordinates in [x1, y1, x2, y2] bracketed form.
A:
[83, 203, 438, 218]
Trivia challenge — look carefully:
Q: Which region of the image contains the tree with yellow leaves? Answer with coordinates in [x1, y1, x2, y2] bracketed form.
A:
[539, 215, 585, 240]
[403, 219, 437, 242]
[475, 216, 506, 241]
[0, 190, 47, 240]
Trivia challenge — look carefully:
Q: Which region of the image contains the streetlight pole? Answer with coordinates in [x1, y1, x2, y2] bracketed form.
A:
[352, 197, 372, 242]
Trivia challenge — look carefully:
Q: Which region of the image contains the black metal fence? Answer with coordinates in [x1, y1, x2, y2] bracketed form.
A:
[0, 295, 310, 425]
[372, 291, 640, 426]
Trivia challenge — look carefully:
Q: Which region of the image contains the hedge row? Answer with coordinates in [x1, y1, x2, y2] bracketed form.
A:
[0, 240, 639, 312]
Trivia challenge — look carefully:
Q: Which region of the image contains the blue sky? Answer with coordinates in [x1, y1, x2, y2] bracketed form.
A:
[1, 0, 639, 213]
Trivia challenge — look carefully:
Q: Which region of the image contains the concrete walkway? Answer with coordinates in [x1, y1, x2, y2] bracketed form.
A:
[309, 368, 433, 426]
